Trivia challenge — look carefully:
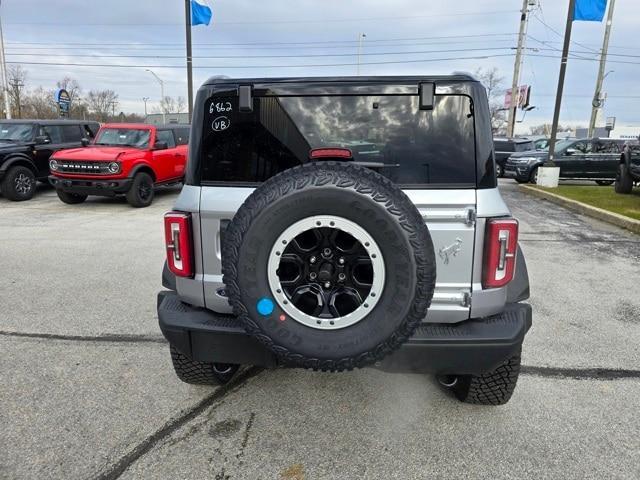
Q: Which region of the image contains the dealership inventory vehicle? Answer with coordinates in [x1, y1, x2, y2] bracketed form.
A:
[504, 137, 625, 184]
[0, 119, 99, 201]
[157, 75, 532, 405]
[49, 123, 189, 207]
[615, 141, 640, 194]
[493, 137, 534, 177]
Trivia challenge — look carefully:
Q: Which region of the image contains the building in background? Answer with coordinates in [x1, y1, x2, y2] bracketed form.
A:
[144, 113, 189, 125]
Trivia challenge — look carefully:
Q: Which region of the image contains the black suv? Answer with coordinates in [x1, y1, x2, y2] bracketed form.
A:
[0, 119, 99, 201]
[616, 141, 640, 194]
[504, 137, 626, 184]
[493, 137, 534, 177]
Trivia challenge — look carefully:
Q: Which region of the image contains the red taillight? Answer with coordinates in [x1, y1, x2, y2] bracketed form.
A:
[309, 148, 353, 159]
[482, 218, 518, 289]
[164, 212, 194, 278]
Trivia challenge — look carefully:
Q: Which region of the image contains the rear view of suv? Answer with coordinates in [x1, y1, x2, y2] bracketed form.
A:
[157, 75, 532, 405]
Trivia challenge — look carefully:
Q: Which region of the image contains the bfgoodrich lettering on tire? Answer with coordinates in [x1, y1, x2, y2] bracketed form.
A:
[222, 162, 436, 371]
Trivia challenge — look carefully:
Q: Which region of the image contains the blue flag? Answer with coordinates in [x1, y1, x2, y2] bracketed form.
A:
[574, 0, 607, 21]
[191, 0, 212, 26]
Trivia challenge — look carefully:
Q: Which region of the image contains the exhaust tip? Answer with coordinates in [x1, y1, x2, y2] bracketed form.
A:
[437, 375, 458, 388]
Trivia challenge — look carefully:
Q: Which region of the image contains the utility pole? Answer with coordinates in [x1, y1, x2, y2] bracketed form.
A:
[588, 0, 616, 138]
[547, 0, 576, 168]
[9, 80, 23, 118]
[356, 33, 366, 75]
[142, 97, 149, 118]
[506, 0, 531, 138]
[184, 0, 193, 122]
[0, 1, 11, 119]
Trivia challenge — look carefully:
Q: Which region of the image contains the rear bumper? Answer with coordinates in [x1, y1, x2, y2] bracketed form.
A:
[158, 291, 532, 375]
[49, 175, 132, 196]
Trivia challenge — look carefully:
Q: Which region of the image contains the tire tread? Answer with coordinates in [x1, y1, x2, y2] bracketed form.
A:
[222, 162, 436, 372]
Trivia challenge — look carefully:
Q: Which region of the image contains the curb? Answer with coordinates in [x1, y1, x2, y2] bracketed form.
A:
[519, 185, 640, 235]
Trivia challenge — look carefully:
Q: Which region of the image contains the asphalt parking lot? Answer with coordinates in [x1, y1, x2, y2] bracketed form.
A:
[1, 181, 639, 480]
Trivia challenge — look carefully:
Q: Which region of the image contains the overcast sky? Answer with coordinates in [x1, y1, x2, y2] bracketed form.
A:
[2, 0, 638, 133]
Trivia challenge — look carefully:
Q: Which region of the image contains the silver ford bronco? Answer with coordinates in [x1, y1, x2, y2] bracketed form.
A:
[158, 75, 531, 405]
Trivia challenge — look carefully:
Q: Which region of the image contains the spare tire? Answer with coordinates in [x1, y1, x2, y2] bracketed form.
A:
[222, 162, 436, 371]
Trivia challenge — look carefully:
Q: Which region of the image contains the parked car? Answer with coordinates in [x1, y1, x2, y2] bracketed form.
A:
[157, 74, 532, 405]
[615, 141, 640, 194]
[504, 137, 626, 184]
[0, 119, 99, 201]
[49, 123, 189, 207]
[494, 137, 534, 177]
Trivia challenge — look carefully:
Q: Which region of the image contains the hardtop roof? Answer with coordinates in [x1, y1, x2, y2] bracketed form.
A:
[0, 119, 99, 125]
[203, 74, 478, 87]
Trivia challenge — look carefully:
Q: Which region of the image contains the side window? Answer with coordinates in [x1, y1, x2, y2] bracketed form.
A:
[61, 125, 83, 143]
[82, 124, 99, 138]
[155, 130, 176, 148]
[41, 125, 63, 144]
[572, 142, 590, 154]
[594, 141, 621, 153]
[175, 128, 190, 145]
[494, 141, 509, 152]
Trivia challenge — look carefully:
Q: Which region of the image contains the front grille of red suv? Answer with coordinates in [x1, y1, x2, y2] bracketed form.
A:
[56, 160, 112, 175]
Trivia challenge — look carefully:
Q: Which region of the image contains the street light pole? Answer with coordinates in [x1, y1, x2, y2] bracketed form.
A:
[588, 0, 616, 138]
[142, 97, 149, 118]
[356, 33, 366, 75]
[145, 69, 165, 125]
[0, 2, 11, 119]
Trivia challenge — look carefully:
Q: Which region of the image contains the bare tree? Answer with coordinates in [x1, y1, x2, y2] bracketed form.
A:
[7, 65, 28, 118]
[23, 86, 57, 119]
[154, 95, 186, 115]
[475, 67, 507, 135]
[87, 89, 119, 122]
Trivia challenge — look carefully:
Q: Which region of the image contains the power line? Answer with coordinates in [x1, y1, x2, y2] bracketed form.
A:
[4, 46, 515, 60]
[6, 53, 517, 69]
[531, 13, 599, 53]
[4, 33, 517, 49]
[4, 10, 520, 26]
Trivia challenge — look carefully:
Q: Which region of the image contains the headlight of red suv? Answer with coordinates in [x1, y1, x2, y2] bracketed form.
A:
[107, 161, 120, 174]
[49, 159, 59, 171]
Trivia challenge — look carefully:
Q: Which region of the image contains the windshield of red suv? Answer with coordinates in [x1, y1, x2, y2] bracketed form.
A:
[94, 128, 151, 148]
[0, 123, 34, 142]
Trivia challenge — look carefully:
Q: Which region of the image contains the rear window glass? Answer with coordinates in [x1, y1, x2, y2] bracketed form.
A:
[514, 141, 533, 152]
[494, 141, 513, 152]
[175, 128, 190, 145]
[200, 94, 476, 187]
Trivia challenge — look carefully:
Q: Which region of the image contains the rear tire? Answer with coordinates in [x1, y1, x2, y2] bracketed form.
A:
[1, 165, 36, 201]
[170, 345, 239, 385]
[56, 190, 88, 204]
[449, 354, 521, 405]
[495, 163, 504, 178]
[126, 172, 155, 207]
[615, 163, 633, 194]
[595, 180, 614, 186]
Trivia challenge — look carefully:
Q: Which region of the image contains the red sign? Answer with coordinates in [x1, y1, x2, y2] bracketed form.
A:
[504, 85, 531, 109]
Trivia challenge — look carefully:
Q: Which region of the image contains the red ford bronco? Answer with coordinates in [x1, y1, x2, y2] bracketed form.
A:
[49, 123, 189, 207]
